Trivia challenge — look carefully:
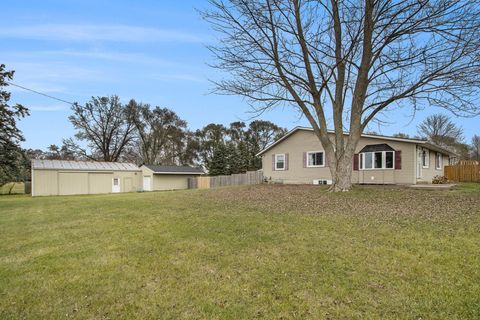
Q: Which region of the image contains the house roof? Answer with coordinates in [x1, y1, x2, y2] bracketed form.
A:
[359, 144, 395, 153]
[31, 159, 140, 171]
[142, 164, 204, 175]
[256, 126, 457, 156]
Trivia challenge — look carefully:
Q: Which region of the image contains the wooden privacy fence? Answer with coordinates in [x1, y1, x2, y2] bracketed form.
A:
[188, 171, 264, 189]
[444, 161, 480, 182]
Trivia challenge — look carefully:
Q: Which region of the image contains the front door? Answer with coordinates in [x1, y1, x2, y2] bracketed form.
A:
[417, 148, 423, 179]
[112, 177, 121, 193]
[143, 176, 151, 191]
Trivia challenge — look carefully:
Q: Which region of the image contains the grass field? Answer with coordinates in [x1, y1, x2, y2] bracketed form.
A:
[0, 182, 24, 195]
[0, 184, 479, 319]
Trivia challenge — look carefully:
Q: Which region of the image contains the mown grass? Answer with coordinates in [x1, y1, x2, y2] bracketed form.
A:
[0, 184, 479, 319]
[0, 182, 24, 195]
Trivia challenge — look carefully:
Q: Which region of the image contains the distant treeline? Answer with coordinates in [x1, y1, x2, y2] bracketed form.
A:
[26, 95, 287, 176]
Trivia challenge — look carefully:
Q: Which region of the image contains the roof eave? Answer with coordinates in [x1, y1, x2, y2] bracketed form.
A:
[420, 142, 458, 157]
[152, 172, 204, 175]
[256, 126, 430, 156]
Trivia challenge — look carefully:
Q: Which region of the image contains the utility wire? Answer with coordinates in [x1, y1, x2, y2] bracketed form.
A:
[7, 82, 76, 106]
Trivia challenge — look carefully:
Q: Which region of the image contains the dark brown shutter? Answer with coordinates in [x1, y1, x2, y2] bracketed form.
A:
[303, 152, 307, 168]
[272, 154, 276, 171]
[395, 150, 402, 170]
[285, 153, 289, 170]
[353, 153, 359, 171]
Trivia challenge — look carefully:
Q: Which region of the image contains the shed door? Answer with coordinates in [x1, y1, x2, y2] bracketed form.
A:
[89, 173, 113, 194]
[112, 177, 121, 193]
[124, 177, 133, 192]
[143, 176, 151, 191]
[58, 172, 88, 195]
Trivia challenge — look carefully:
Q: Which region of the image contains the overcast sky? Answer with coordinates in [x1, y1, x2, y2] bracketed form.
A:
[2, 0, 479, 150]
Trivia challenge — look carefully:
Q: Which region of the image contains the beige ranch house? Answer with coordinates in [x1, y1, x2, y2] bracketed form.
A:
[31, 160, 203, 196]
[258, 127, 456, 185]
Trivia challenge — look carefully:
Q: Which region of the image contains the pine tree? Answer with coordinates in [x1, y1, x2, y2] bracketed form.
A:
[0, 64, 29, 187]
[207, 144, 229, 175]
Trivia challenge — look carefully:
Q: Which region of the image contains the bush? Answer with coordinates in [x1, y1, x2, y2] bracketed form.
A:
[432, 175, 449, 184]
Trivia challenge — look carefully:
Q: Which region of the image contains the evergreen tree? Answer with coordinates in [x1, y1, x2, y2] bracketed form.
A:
[0, 64, 29, 187]
[207, 144, 229, 175]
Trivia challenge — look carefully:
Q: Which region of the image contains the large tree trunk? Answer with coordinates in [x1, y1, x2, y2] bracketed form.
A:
[329, 154, 353, 192]
[320, 136, 359, 192]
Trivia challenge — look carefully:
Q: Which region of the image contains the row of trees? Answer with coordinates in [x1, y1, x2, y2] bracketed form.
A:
[26, 95, 287, 174]
[198, 121, 286, 175]
[1, 64, 286, 186]
[28, 95, 479, 174]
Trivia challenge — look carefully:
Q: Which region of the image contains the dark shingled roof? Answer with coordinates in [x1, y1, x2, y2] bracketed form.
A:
[359, 143, 395, 153]
[143, 164, 204, 174]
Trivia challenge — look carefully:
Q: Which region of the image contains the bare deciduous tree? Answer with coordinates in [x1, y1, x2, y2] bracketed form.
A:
[126, 100, 189, 165]
[202, 0, 480, 191]
[68, 96, 135, 162]
[471, 135, 480, 161]
[417, 114, 464, 146]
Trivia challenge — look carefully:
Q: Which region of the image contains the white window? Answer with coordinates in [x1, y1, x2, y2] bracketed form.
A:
[435, 152, 442, 170]
[307, 151, 325, 167]
[364, 152, 373, 169]
[374, 152, 383, 169]
[422, 149, 429, 168]
[360, 151, 395, 170]
[385, 151, 394, 169]
[275, 154, 285, 170]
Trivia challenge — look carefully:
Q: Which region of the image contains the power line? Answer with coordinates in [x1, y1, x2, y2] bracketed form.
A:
[7, 82, 76, 106]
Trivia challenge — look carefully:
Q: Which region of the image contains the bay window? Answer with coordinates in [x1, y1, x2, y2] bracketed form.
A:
[363, 152, 373, 169]
[360, 151, 395, 170]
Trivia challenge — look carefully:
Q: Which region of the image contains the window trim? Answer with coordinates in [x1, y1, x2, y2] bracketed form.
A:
[435, 152, 442, 170]
[275, 153, 286, 171]
[306, 150, 325, 168]
[360, 151, 395, 170]
[422, 149, 430, 168]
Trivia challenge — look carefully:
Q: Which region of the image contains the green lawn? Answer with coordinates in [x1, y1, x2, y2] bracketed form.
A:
[0, 184, 479, 319]
[0, 182, 24, 195]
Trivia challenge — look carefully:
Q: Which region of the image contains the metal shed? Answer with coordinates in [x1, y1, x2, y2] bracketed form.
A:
[31, 160, 142, 196]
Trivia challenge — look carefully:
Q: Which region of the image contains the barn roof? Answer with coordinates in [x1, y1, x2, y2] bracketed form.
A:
[31, 159, 140, 171]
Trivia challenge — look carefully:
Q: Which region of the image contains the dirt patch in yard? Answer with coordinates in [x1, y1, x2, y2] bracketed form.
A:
[201, 184, 480, 226]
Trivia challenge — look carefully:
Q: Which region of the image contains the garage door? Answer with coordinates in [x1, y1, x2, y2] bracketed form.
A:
[58, 172, 89, 195]
[89, 173, 114, 194]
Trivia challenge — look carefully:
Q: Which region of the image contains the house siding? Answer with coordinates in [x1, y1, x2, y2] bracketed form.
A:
[141, 166, 196, 191]
[261, 130, 419, 185]
[153, 174, 193, 190]
[415, 147, 449, 183]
